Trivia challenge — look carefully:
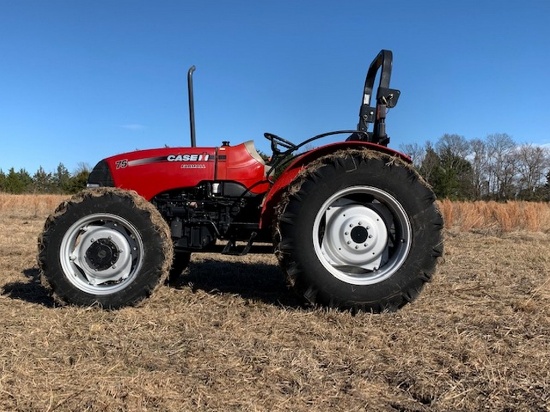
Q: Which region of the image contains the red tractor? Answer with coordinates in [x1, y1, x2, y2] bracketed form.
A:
[38, 50, 443, 312]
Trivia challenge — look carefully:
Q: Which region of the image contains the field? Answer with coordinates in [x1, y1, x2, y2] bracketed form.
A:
[0, 194, 549, 411]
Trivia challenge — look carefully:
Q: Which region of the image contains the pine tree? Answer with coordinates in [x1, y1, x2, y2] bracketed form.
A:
[32, 166, 55, 193]
[53, 163, 71, 193]
[0, 169, 5, 191]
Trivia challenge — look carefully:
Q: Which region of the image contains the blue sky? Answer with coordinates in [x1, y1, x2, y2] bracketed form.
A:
[1, 0, 549, 174]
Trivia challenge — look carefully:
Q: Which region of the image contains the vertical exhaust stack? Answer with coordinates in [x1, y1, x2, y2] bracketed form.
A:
[187, 66, 196, 147]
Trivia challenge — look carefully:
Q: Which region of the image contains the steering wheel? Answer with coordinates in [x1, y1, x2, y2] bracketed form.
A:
[264, 132, 297, 153]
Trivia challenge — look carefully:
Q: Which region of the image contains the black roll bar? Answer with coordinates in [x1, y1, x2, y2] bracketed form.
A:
[357, 50, 400, 141]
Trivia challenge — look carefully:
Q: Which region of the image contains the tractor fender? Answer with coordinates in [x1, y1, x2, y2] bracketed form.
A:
[259, 141, 411, 229]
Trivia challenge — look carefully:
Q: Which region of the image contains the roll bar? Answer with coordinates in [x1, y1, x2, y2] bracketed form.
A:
[357, 49, 401, 144]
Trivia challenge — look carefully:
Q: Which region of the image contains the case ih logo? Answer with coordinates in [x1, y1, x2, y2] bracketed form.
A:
[167, 154, 210, 162]
[123, 153, 213, 168]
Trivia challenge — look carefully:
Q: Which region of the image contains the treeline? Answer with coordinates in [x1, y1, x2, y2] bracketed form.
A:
[2, 133, 550, 200]
[0, 163, 90, 194]
[400, 133, 550, 201]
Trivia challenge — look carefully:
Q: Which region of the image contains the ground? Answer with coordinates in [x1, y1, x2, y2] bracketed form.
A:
[0, 196, 548, 411]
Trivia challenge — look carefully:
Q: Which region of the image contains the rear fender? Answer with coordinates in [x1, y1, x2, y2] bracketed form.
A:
[259, 141, 411, 229]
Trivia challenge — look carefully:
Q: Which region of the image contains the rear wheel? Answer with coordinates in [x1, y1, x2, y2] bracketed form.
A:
[38, 188, 173, 308]
[275, 150, 443, 312]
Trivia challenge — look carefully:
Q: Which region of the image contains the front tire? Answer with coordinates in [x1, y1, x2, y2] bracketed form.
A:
[275, 150, 443, 313]
[38, 188, 173, 309]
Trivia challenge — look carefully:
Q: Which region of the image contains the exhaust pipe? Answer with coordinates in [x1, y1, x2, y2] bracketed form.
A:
[187, 65, 196, 147]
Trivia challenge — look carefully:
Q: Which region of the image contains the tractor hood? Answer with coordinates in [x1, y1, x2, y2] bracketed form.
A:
[87, 141, 270, 200]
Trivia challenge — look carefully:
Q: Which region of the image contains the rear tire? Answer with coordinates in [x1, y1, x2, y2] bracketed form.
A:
[38, 188, 173, 309]
[275, 150, 443, 313]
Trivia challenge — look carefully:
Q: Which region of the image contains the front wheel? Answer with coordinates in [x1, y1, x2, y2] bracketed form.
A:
[275, 150, 443, 313]
[38, 188, 173, 309]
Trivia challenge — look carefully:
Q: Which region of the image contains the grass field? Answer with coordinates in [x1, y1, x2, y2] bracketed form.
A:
[0, 194, 549, 411]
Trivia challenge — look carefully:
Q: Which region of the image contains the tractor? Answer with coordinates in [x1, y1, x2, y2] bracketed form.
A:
[38, 50, 443, 312]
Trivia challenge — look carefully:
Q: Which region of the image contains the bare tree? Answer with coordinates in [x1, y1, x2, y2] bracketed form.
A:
[515, 144, 550, 198]
[470, 138, 489, 199]
[485, 133, 516, 199]
[435, 133, 470, 160]
[399, 142, 426, 169]
[500, 151, 519, 199]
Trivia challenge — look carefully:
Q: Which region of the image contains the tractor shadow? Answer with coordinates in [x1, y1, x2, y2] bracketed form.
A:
[171, 258, 305, 309]
[2, 268, 56, 307]
[4, 261, 304, 310]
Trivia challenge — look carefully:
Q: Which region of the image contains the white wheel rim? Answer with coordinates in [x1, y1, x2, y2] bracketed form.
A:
[59, 213, 144, 295]
[312, 186, 411, 285]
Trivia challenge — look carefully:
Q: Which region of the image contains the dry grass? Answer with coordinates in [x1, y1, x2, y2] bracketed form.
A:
[4, 193, 549, 234]
[438, 199, 550, 234]
[0, 194, 549, 411]
[0, 194, 68, 219]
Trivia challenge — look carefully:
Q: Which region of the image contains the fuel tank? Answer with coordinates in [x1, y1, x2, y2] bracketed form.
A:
[88, 141, 270, 200]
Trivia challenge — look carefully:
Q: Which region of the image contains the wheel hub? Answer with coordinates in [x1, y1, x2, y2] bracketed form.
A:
[322, 202, 388, 270]
[350, 225, 369, 244]
[311, 186, 412, 286]
[66, 222, 137, 286]
[85, 238, 120, 271]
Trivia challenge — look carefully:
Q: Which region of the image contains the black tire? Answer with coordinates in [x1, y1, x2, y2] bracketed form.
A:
[168, 251, 192, 284]
[275, 150, 443, 313]
[38, 188, 173, 309]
